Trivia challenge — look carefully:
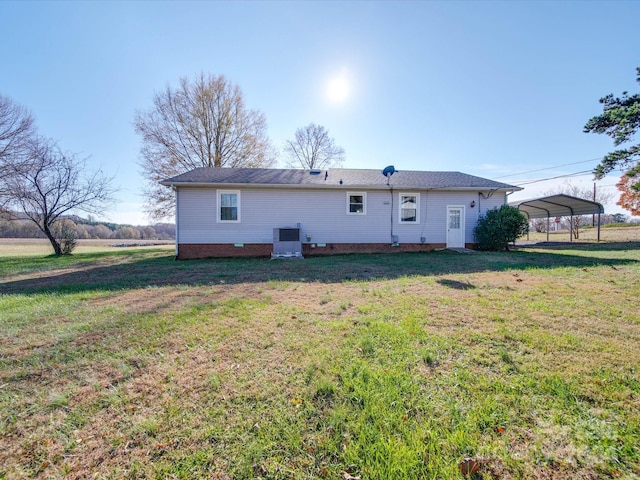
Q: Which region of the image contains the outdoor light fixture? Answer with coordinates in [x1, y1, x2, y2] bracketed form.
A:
[470, 200, 476, 208]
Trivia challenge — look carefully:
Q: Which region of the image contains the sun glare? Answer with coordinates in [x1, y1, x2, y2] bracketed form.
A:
[326, 74, 350, 104]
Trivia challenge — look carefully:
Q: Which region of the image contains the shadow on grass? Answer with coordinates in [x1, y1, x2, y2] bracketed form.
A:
[1, 243, 638, 295]
[436, 279, 476, 290]
[515, 241, 640, 252]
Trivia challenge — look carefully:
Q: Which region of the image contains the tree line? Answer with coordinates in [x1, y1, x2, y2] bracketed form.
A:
[0, 214, 175, 240]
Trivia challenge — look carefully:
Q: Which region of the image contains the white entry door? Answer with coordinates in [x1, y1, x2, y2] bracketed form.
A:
[446, 206, 465, 248]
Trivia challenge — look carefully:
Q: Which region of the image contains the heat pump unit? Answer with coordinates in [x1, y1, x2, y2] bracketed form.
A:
[272, 227, 303, 259]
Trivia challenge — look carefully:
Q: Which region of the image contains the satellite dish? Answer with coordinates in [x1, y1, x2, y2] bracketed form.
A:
[382, 165, 396, 177]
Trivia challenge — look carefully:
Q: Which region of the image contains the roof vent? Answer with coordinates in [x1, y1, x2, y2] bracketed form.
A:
[309, 169, 322, 175]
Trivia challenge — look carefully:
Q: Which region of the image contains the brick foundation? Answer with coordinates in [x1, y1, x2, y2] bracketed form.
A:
[177, 242, 457, 259]
[303, 243, 446, 256]
[178, 243, 272, 259]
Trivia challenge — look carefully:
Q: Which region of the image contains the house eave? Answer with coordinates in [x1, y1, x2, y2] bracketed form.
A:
[160, 181, 522, 193]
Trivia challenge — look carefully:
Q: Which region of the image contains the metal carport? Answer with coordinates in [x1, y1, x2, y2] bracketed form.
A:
[509, 194, 605, 242]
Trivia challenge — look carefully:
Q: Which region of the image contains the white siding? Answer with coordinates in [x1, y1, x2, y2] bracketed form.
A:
[177, 186, 508, 245]
[421, 191, 507, 243]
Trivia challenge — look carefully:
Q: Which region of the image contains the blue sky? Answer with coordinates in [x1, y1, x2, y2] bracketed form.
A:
[1, 0, 639, 224]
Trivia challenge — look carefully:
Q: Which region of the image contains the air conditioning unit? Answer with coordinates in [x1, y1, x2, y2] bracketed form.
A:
[272, 227, 303, 259]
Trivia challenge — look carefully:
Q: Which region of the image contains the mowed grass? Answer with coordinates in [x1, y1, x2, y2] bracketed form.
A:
[520, 225, 640, 244]
[1, 239, 639, 479]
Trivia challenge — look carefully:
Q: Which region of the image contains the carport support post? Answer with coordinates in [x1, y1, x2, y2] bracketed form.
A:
[597, 212, 601, 242]
[546, 216, 550, 242]
[570, 215, 573, 242]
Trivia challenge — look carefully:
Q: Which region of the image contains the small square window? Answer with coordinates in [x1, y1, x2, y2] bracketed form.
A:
[347, 192, 366, 215]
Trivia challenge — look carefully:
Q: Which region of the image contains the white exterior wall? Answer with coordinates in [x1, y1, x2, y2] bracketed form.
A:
[177, 187, 508, 245]
[420, 190, 507, 244]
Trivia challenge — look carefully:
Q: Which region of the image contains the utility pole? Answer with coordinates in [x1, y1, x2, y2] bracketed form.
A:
[592, 182, 596, 227]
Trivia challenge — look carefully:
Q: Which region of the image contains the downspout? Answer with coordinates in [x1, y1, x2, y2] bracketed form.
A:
[389, 184, 395, 243]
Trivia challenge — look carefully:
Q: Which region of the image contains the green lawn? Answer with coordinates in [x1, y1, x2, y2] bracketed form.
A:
[1, 242, 639, 479]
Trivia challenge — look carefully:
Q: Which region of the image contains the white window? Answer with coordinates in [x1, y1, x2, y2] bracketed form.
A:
[399, 193, 419, 223]
[347, 192, 366, 215]
[217, 190, 240, 223]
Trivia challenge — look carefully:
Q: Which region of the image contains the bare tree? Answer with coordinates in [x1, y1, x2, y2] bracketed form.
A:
[134, 73, 276, 219]
[4, 137, 116, 255]
[0, 94, 36, 201]
[284, 123, 345, 169]
[544, 180, 615, 239]
[531, 218, 548, 233]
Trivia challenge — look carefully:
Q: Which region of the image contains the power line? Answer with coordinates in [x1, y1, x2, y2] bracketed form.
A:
[493, 157, 602, 180]
[512, 170, 594, 186]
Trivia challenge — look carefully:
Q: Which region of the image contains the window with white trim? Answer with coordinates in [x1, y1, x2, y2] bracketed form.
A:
[347, 192, 366, 215]
[399, 193, 419, 223]
[217, 190, 240, 222]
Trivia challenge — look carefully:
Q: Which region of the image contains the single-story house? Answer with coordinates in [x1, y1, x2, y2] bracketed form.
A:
[160, 167, 522, 259]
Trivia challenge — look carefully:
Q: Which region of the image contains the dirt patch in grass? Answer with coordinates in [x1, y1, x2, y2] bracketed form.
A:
[87, 288, 203, 315]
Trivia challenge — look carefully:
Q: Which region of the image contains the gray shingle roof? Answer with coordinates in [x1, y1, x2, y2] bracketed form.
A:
[161, 167, 521, 191]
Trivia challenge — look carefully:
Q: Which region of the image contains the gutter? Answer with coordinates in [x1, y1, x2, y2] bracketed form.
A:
[160, 182, 522, 193]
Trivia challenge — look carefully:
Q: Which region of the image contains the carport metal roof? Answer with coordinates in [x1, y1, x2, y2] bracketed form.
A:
[509, 194, 604, 242]
[509, 194, 604, 219]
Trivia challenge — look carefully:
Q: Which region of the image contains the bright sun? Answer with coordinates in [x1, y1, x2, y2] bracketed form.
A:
[326, 74, 350, 103]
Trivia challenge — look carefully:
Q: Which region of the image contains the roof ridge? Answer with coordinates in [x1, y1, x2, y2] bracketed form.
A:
[160, 167, 522, 191]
